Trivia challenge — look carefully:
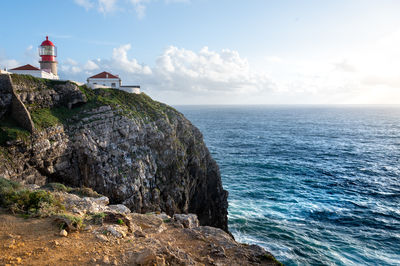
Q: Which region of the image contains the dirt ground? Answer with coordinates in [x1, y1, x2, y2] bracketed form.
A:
[0, 211, 280, 266]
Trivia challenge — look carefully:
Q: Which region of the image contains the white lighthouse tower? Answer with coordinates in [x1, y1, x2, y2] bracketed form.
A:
[9, 36, 59, 79]
[38, 36, 58, 77]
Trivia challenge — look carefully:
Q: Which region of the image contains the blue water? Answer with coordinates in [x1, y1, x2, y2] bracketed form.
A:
[176, 105, 400, 266]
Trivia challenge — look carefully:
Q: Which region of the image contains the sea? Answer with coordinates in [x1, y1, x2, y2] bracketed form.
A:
[176, 105, 400, 266]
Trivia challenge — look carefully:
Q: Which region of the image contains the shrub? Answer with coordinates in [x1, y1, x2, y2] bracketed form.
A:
[0, 117, 30, 145]
[42, 182, 70, 192]
[0, 177, 21, 191]
[55, 213, 84, 231]
[41, 183, 102, 198]
[0, 177, 64, 216]
[70, 186, 102, 198]
[91, 212, 107, 224]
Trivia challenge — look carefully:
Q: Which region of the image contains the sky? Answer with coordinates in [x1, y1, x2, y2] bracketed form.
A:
[0, 0, 399, 105]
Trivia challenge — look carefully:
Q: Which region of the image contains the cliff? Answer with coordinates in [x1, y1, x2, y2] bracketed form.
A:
[0, 73, 228, 231]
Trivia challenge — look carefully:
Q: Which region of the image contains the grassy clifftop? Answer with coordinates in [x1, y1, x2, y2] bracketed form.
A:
[29, 87, 182, 130]
[1, 74, 182, 144]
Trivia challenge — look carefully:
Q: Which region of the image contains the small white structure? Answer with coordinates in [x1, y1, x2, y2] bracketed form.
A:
[87, 71, 140, 94]
[0, 67, 10, 74]
[9, 64, 59, 79]
[87, 71, 121, 88]
[120, 85, 141, 94]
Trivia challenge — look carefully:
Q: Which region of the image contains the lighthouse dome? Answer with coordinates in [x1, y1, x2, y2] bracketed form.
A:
[40, 36, 55, 47]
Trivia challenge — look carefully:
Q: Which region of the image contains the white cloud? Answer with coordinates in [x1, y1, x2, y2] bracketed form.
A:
[84, 60, 100, 70]
[129, 0, 150, 19]
[333, 60, 356, 72]
[74, 0, 94, 10]
[265, 56, 283, 64]
[73, 0, 189, 17]
[65, 58, 79, 65]
[59, 44, 274, 99]
[59, 44, 152, 82]
[109, 44, 152, 74]
[0, 58, 19, 69]
[153, 46, 273, 94]
[23, 45, 39, 64]
[98, 0, 117, 13]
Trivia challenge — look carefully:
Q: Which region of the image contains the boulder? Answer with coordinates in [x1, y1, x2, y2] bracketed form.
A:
[173, 214, 199, 229]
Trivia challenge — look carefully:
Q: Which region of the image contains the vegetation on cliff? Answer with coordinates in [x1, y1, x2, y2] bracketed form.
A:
[1, 75, 180, 142]
[10, 74, 67, 92]
[0, 117, 30, 145]
[0, 177, 63, 216]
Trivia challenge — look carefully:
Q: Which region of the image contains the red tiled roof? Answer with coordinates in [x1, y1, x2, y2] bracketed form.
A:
[88, 71, 119, 79]
[10, 64, 40, 71]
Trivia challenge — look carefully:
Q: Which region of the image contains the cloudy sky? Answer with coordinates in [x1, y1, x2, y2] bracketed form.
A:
[1, 0, 399, 105]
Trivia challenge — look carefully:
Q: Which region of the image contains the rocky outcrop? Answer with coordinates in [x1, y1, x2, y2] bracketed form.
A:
[0, 74, 228, 231]
[0, 185, 281, 265]
[0, 74, 87, 133]
[10, 74, 87, 110]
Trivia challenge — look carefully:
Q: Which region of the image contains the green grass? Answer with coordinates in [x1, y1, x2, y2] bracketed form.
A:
[91, 212, 107, 224]
[30, 108, 61, 129]
[69, 186, 102, 198]
[56, 213, 84, 230]
[0, 177, 21, 190]
[0, 116, 31, 145]
[42, 183, 102, 198]
[0, 177, 64, 216]
[11, 74, 67, 91]
[30, 103, 100, 129]
[10, 75, 183, 131]
[30, 88, 182, 129]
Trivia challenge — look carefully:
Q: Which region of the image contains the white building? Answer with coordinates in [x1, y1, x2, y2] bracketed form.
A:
[9, 64, 59, 80]
[87, 71, 140, 94]
[87, 71, 121, 88]
[0, 68, 10, 74]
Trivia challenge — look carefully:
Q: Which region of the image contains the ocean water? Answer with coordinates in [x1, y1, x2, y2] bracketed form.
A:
[176, 105, 400, 266]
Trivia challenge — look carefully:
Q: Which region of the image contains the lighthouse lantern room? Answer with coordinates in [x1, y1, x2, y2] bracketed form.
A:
[38, 36, 58, 76]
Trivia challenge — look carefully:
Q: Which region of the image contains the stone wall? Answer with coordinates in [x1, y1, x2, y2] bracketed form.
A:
[0, 74, 88, 133]
[11, 89, 35, 133]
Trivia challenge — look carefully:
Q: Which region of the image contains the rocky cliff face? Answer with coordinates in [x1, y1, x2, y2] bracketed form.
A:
[0, 74, 228, 231]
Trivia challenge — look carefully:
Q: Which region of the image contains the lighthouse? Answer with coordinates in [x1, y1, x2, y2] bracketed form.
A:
[38, 36, 58, 76]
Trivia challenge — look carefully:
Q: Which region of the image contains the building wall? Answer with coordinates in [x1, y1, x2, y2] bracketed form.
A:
[87, 78, 120, 88]
[120, 86, 141, 94]
[0, 69, 11, 74]
[40, 61, 58, 76]
[9, 70, 59, 80]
